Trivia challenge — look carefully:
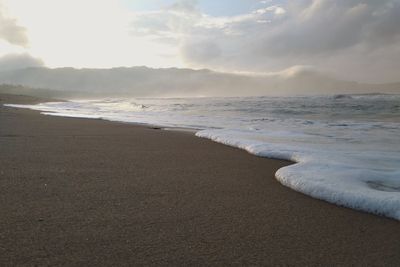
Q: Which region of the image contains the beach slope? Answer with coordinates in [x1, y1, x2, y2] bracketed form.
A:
[0, 94, 399, 266]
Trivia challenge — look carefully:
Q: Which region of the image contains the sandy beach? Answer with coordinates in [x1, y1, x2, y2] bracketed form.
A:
[1, 93, 399, 266]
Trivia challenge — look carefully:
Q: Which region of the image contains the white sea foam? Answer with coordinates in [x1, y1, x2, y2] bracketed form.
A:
[5, 94, 400, 219]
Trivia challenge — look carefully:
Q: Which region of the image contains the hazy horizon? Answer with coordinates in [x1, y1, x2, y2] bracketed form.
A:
[0, 65, 399, 98]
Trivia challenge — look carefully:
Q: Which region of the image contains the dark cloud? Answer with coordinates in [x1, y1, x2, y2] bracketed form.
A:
[261, 0, 400, 55]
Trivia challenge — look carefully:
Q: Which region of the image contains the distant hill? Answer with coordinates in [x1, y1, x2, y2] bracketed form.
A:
[0, 66, 398, 98]
[0, 84, 77, 99]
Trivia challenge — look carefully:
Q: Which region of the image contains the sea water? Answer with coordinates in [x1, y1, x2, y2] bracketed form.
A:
[5, 94, 400, 219]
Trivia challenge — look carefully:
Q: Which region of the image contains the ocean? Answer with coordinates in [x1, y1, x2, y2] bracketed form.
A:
[6, 94, 400, 219]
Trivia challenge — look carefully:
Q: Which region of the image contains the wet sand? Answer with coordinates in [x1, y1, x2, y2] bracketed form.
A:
[0, 94, 399, 266]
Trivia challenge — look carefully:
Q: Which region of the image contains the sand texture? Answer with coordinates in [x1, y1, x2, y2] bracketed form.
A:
[0, 94, 399, 266]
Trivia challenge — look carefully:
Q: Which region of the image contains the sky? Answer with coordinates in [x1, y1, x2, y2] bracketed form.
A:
[0, 0, 400, 83]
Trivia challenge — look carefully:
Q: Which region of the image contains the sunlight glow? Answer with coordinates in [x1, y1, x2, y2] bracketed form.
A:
[3, 0, 183, 68]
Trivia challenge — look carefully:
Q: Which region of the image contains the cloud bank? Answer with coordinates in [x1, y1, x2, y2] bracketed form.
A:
[131, 0, 400, 83]
[0, 53, 43, 71]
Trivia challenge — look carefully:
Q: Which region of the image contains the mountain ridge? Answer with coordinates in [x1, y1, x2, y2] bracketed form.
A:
[0, 66, 398, 98]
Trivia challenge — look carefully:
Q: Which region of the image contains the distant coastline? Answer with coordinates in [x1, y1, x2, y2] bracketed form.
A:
[0, 66, 399, 99]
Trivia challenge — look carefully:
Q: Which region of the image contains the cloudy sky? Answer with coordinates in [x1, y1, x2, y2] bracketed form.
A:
[0, 0, 399, 83]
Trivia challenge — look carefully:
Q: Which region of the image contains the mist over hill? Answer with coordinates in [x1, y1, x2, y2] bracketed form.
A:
[0, 66, 398, 99]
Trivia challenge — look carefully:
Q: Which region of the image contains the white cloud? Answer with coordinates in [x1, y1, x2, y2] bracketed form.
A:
[0, 1, 28, 46]
[255, 6, 286, 16]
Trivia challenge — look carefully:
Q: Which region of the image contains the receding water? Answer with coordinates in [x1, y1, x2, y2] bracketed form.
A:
[6, 93, 400, 220]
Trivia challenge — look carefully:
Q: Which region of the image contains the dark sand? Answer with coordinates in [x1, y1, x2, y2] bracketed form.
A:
[0, 94, 399, 266]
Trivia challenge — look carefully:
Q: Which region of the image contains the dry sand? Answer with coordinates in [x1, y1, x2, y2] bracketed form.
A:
[0, 94, 399, 266]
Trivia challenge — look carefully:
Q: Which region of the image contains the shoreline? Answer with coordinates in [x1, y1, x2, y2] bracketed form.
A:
[7, 96, 400, 220]
[1, 93, 399, 265]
